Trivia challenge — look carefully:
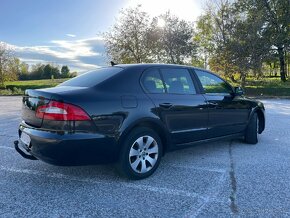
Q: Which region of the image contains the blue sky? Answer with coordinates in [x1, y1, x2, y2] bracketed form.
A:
[0, 0, 203, 72]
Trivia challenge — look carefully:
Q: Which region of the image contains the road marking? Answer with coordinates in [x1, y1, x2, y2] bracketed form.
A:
[186, 172, 228, 218]
[168, 164, 227, 174]
[0, 146, 14, 150]
[0, 165, 209, 200]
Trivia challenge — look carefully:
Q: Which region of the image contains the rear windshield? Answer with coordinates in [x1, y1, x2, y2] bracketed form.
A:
[59, 67, 123, 87]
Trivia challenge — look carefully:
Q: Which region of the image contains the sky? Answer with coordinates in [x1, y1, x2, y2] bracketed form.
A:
[0, 0, 204, 73]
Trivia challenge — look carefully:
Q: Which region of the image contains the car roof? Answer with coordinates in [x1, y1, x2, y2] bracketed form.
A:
[114, 63, 198, 70]
[112, 63, 216, 75]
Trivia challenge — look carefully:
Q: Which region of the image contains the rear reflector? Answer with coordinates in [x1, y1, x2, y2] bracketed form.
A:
[36, 101, 90, 121]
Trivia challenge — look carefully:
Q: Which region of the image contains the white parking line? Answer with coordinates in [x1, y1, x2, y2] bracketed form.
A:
[0, 165, 209, 200]
[186, 172, 228, 218]
[168, 164, 227, 174]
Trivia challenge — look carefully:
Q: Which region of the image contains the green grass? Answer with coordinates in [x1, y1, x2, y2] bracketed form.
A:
[0, 79, 68, 95]
[243, 77, 290, 97]
[245, 77, 290, 88]
[5, 79, 68, 90]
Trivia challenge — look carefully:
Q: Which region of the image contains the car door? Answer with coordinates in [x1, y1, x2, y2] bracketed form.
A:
[141, 67, 208, 145]
[193, 69, 251, 138]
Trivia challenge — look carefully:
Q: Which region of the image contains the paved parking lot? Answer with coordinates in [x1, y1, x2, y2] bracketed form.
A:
[0, 96, 290, 217]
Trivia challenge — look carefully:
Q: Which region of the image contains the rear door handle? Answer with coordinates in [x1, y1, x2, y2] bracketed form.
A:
[208, 102, 218, 106]
[207, 101, 223, 109]
[159, 103, 173, 109]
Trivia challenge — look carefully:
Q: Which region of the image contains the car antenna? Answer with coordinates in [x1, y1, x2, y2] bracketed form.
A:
[110, 61, 117, 66]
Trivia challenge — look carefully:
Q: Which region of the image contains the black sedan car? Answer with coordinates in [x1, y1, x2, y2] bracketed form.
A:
[15, 64, 265, 179]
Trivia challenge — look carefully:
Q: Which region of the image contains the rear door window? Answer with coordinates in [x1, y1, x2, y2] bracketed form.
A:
[60, 67, 123, 87]
[141, 69, 165, 93]
[160, 68, 196, 94]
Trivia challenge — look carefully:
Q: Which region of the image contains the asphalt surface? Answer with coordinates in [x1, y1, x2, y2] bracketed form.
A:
[0, 96, 290, 217]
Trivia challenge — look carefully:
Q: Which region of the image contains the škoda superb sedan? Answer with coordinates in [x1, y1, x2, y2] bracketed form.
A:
[15, 64, 265, 179]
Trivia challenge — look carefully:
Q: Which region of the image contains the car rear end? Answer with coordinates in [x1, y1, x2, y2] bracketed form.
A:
[15, 68, 124, 165]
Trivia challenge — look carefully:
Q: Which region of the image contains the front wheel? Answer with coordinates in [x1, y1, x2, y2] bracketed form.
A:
[245, 113, 258, 144]
[118, 127, 162, 180]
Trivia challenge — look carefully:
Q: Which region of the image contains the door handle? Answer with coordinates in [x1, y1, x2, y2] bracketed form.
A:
[207, 101, 223, 109]
[208, 102, 218, 106]
[159, 103, 173, 109]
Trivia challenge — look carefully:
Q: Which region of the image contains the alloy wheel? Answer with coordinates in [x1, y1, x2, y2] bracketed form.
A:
[128, 135, 159, 174]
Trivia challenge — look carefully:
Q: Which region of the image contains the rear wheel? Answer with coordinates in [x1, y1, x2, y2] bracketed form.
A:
[118, 127, 162, 179]
[245, 113, 258, 144]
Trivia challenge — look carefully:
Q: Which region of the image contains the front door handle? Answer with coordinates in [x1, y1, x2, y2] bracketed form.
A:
[159, 103, 173, 109]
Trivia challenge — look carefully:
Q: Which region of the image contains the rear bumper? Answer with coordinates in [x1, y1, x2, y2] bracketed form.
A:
[16, 123, 119, 165]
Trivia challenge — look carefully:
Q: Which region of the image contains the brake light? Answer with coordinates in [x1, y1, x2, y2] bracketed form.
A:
[36, 101, 90, 121]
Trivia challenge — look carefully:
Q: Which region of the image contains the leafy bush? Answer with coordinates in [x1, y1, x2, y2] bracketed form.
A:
[0, 89, 13, 95]
[12, 87, 24, 95]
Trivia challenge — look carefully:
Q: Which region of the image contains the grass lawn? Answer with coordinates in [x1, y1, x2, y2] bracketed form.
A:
[243, 77, 290, 97]
[5, 79, 68, 90]
[0, 79, 68, 95]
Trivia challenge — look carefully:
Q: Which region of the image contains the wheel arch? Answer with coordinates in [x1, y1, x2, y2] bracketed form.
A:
[119, 118, 171, 155]
[249, 107, 265, 134]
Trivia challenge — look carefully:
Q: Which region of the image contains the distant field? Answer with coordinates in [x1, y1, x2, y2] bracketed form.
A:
[5, 79, 68, 90]
[0, 79, 68, 95]
[243, 77, 290, 97]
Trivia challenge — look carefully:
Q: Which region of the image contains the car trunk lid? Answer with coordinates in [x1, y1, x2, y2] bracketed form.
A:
[22, 86, 85, 127]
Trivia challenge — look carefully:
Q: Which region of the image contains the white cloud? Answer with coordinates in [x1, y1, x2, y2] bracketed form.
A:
[6, 36, 107, 73]
[16, 37, 102, 59]
[66, 34, 76, 38]
[19, 58, 48, 63]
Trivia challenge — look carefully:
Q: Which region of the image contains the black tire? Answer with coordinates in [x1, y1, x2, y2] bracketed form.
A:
[118, 127, 162, 180]
[245, 113, 258, 144]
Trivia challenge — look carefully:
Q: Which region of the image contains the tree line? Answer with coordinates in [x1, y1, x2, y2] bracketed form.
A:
[0, 42, 76, 87]
[104, 0, 289, 86]
[19, 63, 77, 80]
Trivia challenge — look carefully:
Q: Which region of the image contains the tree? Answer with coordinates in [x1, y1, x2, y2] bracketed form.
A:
[261, 0, 289, 81]
[195, 0, 271, 87]
[29, 63, 44, 80]
[193, 12, 215, 68]
[0, 42, 19, 87]
[157, 12, 196, 64]
[233, 0, 289, 81]
[104, 6, 197, 64]
[18, 62, 29, 80]
[61, 65, 70, 78]
[25, 63, 72, 80]
[104, 5, 152, 63]
[198, 1, 247, 84]
[8, 57, 23, 81]
[42, 64, 60, 79]
[194, 1, 239, 82]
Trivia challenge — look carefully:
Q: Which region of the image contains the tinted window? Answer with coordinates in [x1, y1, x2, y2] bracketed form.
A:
[59, 67, 123, 87]
[195, 70, 232, 94]
[160, 68, 196, 94]
[142, 69, 165, 93]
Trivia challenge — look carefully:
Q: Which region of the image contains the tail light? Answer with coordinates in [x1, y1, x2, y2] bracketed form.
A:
[36, 101, 90, 121]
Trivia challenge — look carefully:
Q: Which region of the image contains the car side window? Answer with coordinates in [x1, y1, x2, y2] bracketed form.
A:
[160, 68, 196, 94]
[195, 70, 233, 94]
[141, 69, 165, 94]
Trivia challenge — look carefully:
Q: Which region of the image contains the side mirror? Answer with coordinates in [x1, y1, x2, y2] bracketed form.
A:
[234, 87, 244, 96]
